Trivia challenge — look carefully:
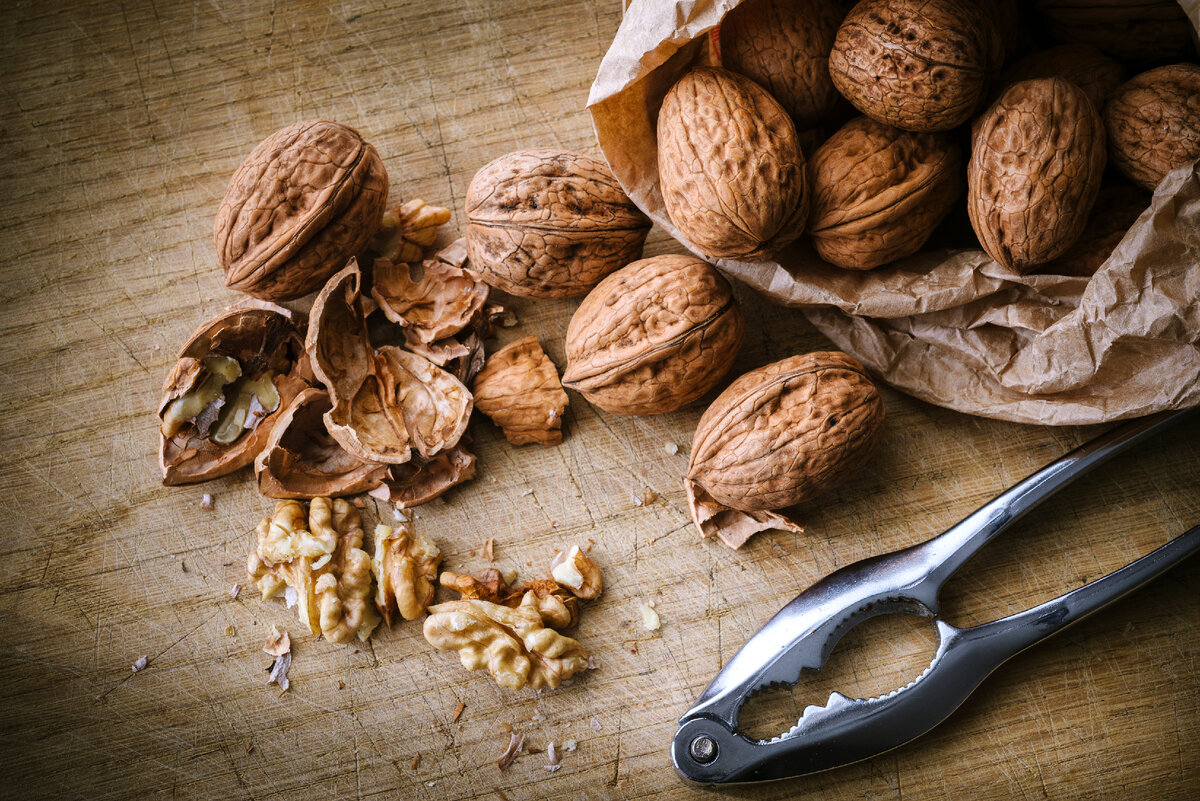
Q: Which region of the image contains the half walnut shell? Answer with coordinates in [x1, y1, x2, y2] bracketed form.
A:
[159, 302, 309, 485]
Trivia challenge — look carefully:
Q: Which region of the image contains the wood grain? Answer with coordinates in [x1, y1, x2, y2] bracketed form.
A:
[1, 2, 1197, 800]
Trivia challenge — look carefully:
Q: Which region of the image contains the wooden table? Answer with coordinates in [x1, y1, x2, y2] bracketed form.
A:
[2, 2, 1197, 799]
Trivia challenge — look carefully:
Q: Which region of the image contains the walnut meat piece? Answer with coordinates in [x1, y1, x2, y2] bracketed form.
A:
[371, 522, 442, 624]
[441, 570, 580, 630]
[473, 337, 568, 445]
[562, 254, 745, 415]
[657, 67, 808, 262]
[423, 593, 589, 690]
[809, 117, 962, 271]
[549, 546, 602, 600]
[1104, 64, 1200, 193]
[465, 149, 651, 298]
[371, 199, 452, 265]
[215, 120, 388, 301]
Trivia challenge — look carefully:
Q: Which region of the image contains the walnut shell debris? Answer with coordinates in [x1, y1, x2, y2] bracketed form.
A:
[999, 44, 1126, 112]
[808, 117, 963, 270]
[472, 337, 568, 446]
[368, 443, 477, 508]
[370, 257, 489, 346]
[657, 67, 808, 262]
[968, 78, 1106, 271]
[562, 254, 745, 414]
[215, 120, 388, 301]
[1104, 64, 1200, 193]
[829, 0, 1001, 132]
[464, 148, 651, 298]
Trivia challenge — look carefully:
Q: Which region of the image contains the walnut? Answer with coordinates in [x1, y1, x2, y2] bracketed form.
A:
[368, 443, 477, 508]
[465, 149, 651, 298]
[472, 337, 568, 445]
[562, 254, 744, 415]
[549, 546, 602, 601]
[423, 593, 590, 690]
[1103, 64, 1200, 193]
[371, 199, 453, 265]
[657, 67, 808, 262]
[1039, 184, 1151, 277]
[215, 120, 388, 301]
[247, 498, 381, 643]
[371, 522, 442, 624]
[999, 44, 1127, 112]
[440, 569, 579, 630]
[968, 78, 1106, 271]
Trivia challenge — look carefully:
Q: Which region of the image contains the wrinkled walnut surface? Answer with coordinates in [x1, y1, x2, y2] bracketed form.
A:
[809, 117, 962, 270]
[1039, 184, 1150, 276]
[1104, 64, 1200, 192]
[215, 120, 388, 301]
[440, 569, 580, 630]
[688, 351, 885, 512]
[999, 44, 1126, 112]
[562, 254, 745, 414]
[657, 67, 808, 262]
[370, 257, 489, 346]
[968, 78, 1106, 271]
[472, 337, 568, 445]
[465, 148, 651, 298]
[372, 522, 442, 625]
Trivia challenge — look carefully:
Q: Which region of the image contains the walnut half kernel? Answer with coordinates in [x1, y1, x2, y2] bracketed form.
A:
[372, 522, 442, 625]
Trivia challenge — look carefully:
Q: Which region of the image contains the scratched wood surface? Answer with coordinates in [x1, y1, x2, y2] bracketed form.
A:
[1, 1, 1198, 799]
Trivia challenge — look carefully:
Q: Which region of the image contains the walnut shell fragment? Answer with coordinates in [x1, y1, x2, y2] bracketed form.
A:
[562, 254, 745, 414]
[370, 257, 489, 346]
[687, 352, 884, 537]
[215, 120, 388, 301]
[159, 302, 309, 485]
[472, 337, 568, 445]
[1104, 64, 1200, 193]
[808, 117, 963, 270]
[465, 149, 651, 298]
[657, 67, 808, 262]
[368, 443, 477, 508]
[686, 479, 805, 550]
[968, 78, 1106, 271]
[371, 521, 442, 625]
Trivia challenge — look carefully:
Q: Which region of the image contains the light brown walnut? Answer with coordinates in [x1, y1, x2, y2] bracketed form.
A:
[549, 545, 602, 601]
[1104, 64, 1200, 193]
[562, 254, 745, 414]
[472, 337, 568, 445]
[371, 521, 442, 625]
[439, 570, 579, 630]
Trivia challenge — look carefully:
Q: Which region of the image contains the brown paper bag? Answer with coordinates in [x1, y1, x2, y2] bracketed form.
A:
[589, 0, 1200, 425]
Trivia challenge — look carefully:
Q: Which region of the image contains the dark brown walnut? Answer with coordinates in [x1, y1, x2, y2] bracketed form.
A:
[718, 0, 845, 131]
[368, 442, 477, 508]
[1034, 0, 1196, 65]
[370, 257, 489, 346]
[829, 0, 1002, 132]
[562, 254, 745, 414]
[159, 302, 309, 485]
[808, 117, 963, 270]
[999, 44, 1126, 112]
[464, 149, 651, 298]
[255, 387, 390, 499]
[968, 78, 1106, 271]
[1040, 184, 1151, 277]
[1104, 64, 1200, 193]
[658, 67, 809, 262]
[472, 337, 568, 445]
[687, 351, 885, 515]
[215, 120, 388, 301]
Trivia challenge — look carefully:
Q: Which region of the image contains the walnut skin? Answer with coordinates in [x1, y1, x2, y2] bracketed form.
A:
[472, 337, 568, 445]
[999, 45, 1127, 112]
[562, 254, 745, 414]
[687, 351, 884, 513]
[829, 0, 1001, 132]
[808, 117, 963, 270]
[215, 120, 388, 301]
[968, 78, 1106, 271]
[464, 149, 651, 298]
[1104, 64, 1200, 193]
[1034, 0, 1197, 65]
[657, 67, 809, 262]
[718, 0, 845, 131]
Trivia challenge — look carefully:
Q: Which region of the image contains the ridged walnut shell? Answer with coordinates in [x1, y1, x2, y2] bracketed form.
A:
[999, 44, 1127, 112]
[1104, 64, 1200, 193]
[464, 148, 651, 299]
[657, 67, 809, 262]
[1040, 184, 1150, 276]
[718, 0, 845, 131]
[562, 254, 745, 415]
[829, 0, 1001, 132]
[809, 117, 963, 270]
[688, 352, 884, 512]
[968, 78, 1106, 271]
[1034, 0, 1197, 65]
[215, 120, 388, 301]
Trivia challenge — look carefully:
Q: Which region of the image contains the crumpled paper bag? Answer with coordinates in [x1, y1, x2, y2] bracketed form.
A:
[588, 0, 1200, 425]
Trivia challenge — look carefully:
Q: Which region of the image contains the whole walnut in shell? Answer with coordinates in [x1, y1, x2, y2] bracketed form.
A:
[828, 0, 1002, 132]
[808, 117, 963, 270]
[1039, 184, 1150, 277]
[464, 148, 651, 298]
[687, 351, 884, 514]
[968, 78, 1106, 272]
[999, 44, 1126, 112]
[718, 0, 845, 131]
[1104, 64, 1200, 193]
[657, 67, 809, 262]
[215, 120, 388, 301]
[1034, 0, 1197, 65]
[562, 254, 745, 414]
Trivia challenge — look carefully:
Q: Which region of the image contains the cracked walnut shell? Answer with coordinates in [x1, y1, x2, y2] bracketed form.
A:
[472, 337, 568, 445]
[215, 120, 388, 301]
[464, 148, 651, 298]
[1103, 64, 1200, 193]
[562, 254, 744, 414]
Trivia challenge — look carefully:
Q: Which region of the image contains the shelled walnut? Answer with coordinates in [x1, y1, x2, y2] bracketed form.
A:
[439, 569, 580, 630]
[549, 545, 602, 601]
[371, 521, 442, 624]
